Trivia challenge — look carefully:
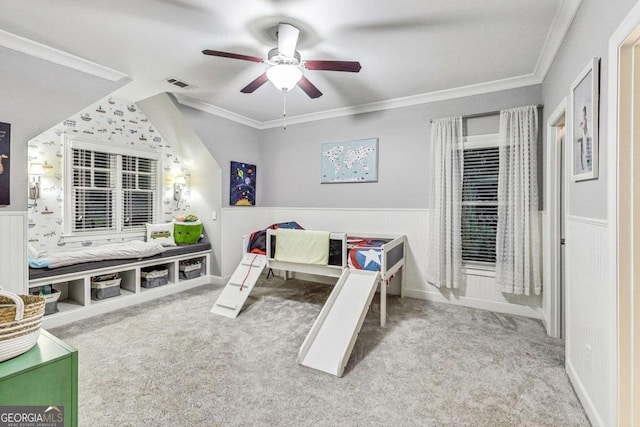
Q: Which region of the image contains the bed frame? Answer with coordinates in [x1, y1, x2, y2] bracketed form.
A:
[265, 229, 406, 326]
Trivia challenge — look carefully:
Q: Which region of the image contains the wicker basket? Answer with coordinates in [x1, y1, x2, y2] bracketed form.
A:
[0, 290, 45, 362]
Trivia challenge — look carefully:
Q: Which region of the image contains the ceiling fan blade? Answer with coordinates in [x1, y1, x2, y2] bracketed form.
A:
[202, 49, 264, 63]
[297, 76, 322, 99]
[304, 60, 362, 72]
[240, 73, 269, 93]
[277, 23, 299, 58]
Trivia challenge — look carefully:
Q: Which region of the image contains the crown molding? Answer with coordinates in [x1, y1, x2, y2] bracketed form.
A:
[534, 0, 583, 81]
[174, 94, 263, 129]
[0, 29, 127, 82]
[178, 73, 541, 130]
[261, 74, 541, 128]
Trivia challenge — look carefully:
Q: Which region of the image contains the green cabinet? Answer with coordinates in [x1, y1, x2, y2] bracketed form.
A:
[0, 330, 78, 426]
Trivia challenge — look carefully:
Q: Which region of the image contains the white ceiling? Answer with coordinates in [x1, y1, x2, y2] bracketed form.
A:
[0, 0, 580, 126]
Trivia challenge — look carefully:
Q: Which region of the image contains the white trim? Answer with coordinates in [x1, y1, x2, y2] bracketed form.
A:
[62, 135, 162, 238]
[260, 75, 541, 129]
[209, 275, 228, 287]
[608, 3, 640, 424]
[534, 0, 584, 81]
[0, 29, 127, 82]
[566, 359, 605, 427]
[222, 206, 429, 213]
[462, 267, 495, 278]
[404, 288, 542, 319]
[462, 133, 501, 149]
[173, 94, 263, 129]
[177, 75, 541, 130]
[565, 215, 608, 227]
[65, 135, 160, 159]
[544, 97, 567, 339]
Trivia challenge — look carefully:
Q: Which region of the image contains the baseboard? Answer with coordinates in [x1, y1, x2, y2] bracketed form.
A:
[404, 288, 543, 319]
[540, 310, 550, 335]
[566, 359, 605, 427]
[209, 275, 229, 286]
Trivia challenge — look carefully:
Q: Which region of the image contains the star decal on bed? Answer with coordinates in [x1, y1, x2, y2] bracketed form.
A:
[349, 247, 382, 271]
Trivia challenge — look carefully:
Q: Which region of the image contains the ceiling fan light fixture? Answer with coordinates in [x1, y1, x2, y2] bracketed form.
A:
[267, 64, 302, 92]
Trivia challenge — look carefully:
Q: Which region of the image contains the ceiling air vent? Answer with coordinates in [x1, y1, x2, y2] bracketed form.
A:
[164, 77, 196, 90]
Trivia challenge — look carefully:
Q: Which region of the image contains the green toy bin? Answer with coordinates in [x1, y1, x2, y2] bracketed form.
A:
[174, 220, 203, 245]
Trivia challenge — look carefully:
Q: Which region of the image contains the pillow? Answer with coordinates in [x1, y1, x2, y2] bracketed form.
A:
[145, 223, 176, 247]
[27, 243, 40, 259]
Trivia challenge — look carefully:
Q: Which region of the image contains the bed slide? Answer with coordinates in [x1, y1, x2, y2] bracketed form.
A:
[210, 254, 267, 319]
[297, 269, 379, 377]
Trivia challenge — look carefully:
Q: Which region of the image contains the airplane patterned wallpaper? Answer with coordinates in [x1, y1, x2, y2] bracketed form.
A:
[27, 95, 190, 252]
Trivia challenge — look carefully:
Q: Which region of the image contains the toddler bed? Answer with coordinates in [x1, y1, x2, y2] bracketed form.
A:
[265, 228, 406, 326]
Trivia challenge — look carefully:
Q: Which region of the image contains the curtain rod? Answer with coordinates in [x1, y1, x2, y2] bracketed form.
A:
[430, 104, 543, 123]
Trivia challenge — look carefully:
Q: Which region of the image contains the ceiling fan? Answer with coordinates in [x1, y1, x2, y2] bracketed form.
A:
[202, 23, 361, 99]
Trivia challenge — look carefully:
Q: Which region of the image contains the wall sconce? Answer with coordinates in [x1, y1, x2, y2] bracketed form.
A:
[28, 163, 45, 206]
[173, 176, 186, 205]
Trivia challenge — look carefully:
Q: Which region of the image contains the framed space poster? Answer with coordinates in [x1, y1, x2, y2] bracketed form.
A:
[570, 57, 599, 181]
[0, 122, 10, 205]
[321, 138, 378, 183]
[230, 161, 256, 206]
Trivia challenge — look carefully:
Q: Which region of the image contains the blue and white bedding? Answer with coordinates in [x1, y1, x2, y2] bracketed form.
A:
[28, 240, 166, 269]
[347, 238, 390, 272]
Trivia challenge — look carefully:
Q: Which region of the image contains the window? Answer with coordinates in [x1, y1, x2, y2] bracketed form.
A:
[461, 134, 500, 267]
[65, 138, 160, 239]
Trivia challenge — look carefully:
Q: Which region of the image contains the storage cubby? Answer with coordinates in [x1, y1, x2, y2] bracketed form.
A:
[29, 248, 212, 328]
[118, 269, 137, 294]
[179, 257, 206, 281]
[28, 278, 86, 315]
[140, 263, 172, 290]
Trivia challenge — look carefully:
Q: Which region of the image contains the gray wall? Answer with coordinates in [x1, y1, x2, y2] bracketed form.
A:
[0, 47, 127, 211]
[176, 105, 262, 207]
[542, 0, 638, 219]
[258, 85, 541, 208]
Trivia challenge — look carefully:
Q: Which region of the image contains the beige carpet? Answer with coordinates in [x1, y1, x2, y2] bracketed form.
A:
[50, 277, 589, 426]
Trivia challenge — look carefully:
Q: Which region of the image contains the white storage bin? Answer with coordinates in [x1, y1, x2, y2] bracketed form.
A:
[91, 277, 122, 300]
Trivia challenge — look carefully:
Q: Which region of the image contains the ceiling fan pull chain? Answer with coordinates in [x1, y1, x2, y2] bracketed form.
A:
[282, 90, 287, 130]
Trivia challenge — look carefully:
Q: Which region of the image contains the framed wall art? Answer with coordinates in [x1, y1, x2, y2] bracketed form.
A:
[230, 161, 256, 206]
[0, 122, 10, 205]
[320, 138, 378, 184]
[570, 57, 600, 181]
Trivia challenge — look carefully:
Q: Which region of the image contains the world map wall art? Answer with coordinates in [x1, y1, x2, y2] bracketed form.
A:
[230, 161, 256, 206]
[321, 138, 378, 184]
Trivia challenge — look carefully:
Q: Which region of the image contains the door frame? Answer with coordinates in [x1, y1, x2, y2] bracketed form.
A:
[543, 98, 567, 339]
[608, 2, 640, 424]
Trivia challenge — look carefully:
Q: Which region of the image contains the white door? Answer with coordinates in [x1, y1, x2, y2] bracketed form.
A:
[558, 123, 566, 338]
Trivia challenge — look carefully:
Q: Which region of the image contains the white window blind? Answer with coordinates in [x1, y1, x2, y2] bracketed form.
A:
[461, 137, 500, 266]
[121, 155, 156, 230]
[72, 149, 116, 232]
[67, 140, 159, 237]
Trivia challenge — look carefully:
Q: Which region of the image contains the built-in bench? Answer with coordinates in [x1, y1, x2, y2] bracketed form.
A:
[29, 242, 212, 328]
[29, 242, 212, 280]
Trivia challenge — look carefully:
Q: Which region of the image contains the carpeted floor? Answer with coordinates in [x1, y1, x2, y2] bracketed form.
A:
[50, 278, 589, 426]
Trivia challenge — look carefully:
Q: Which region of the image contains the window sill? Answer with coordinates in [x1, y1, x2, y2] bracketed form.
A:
[462, 265, 495, 278]
[60, 230, 146, 244]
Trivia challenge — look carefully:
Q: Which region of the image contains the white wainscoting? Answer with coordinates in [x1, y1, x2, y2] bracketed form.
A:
[221, 207, 542, 318]
[0, 211, 28, 295]
[564, 215, 613, 427]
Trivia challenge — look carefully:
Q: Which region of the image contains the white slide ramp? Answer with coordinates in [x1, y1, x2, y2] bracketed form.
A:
[298, 269, 379, 377]
[210, 254, 267, 318]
